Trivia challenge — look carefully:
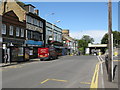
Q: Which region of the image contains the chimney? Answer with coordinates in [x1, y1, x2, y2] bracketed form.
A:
[34, 9, 39, 15]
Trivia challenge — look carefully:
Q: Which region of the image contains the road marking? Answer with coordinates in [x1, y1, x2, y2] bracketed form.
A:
[113, 60, 120, 62]
[40, 78, 68, 84]
[50, 79, 68, 82]
[90, 59, 100, 89]
[99, 56, 104, 61]
[80, 82, 91, 85]
[97, 56, 105, 88]
[40, 79, 50, 84]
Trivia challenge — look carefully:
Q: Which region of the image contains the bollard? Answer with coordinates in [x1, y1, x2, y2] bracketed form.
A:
[105, 55, 109, 74]
[113, 65, 117, 80]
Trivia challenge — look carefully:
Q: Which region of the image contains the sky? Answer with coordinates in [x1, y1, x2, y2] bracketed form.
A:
[24, 2, 118, 43]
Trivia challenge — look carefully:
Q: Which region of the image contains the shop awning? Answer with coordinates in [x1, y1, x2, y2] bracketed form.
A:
[54, 46, 65, 49]
[25, 40, 43, 45]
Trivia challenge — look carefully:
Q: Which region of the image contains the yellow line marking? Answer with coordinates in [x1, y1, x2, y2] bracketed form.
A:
[80, 82, 91, 85]
[40, 78, 68, 84]
[40, 79, 50, 84]
[3, 65, 23, 69]
[90, 62, 100, 89]
[50, 79, 68, 82]
[113, 60, 120, 62]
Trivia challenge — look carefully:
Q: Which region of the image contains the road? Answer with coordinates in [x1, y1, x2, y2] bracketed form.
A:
[2, 56, 99, 88]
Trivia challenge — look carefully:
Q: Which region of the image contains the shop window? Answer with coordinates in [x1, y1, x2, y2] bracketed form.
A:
[2, 24, 6, 35]
[9, 25, 13, 36]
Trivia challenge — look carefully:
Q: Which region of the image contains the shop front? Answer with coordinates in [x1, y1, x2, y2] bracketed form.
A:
[25, 40, 44, 59]
[2, 38, 25, 63]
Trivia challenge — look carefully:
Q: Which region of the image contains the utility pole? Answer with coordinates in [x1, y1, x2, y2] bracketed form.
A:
[108, 0, 113, 82]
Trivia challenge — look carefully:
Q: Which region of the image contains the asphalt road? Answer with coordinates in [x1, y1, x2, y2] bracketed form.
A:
[2, 55, 99, 88]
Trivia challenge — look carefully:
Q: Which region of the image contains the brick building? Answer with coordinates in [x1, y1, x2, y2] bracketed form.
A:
[2, 10, 26, 62]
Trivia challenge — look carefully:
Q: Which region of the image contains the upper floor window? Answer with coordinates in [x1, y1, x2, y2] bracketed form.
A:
[16, 27, 20, 37]
[27, 30, 31, 39]
[9, 25, 13, 36]
[40, 21, 43, 28]
[33, 18, 37, 25]
[2, 24, 6, 35]
[31, 17, 34, 24]
[29, 6, 34, 13]
[21, 28, 24, 37]
[37, 20, 39, 26]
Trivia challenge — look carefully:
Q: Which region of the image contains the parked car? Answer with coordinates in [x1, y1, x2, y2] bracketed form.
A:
[38, 47, 58, 61]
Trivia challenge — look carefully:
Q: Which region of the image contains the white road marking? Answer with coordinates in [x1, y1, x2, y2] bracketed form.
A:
[97, 56, 105, 88]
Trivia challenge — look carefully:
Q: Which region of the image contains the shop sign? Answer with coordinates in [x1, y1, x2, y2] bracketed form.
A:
[3, 38, 24, 44]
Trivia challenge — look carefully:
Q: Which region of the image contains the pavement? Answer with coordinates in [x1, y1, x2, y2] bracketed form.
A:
[99, 55, 119, 89]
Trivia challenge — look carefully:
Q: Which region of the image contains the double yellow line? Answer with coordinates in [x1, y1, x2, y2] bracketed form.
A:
[90, 62, 100, 89]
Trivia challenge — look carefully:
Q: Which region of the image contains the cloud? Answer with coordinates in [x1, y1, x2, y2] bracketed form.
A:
[69, 30, 107, 43]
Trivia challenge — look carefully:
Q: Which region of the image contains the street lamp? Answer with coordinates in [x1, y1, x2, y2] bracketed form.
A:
[52, 20, 61, 41]
[45, 13, 55, 20]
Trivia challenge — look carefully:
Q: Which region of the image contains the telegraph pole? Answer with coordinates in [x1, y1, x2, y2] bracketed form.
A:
[108, 0, 113, 82]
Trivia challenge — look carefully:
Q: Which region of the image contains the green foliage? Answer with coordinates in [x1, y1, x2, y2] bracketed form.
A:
[81, 35, 94, 44]
[101, 31, 120, 47]
[77, 35, 94, 54]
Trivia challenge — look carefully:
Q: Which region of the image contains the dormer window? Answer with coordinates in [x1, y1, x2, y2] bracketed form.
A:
[24, 4, 35, 13]
[29, 6, 34, 13]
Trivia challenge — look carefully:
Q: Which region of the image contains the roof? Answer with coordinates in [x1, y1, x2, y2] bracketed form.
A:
[15, 0, 26, 10]
[88, 43, 107, 48]
[15, 0, 35, 10]
[63, 35, 75, 42]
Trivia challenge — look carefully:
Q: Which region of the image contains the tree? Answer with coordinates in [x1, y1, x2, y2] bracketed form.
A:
[81, 35, 94, 44]
[78, 35, 94, 54]
[101, 31, 120, 47]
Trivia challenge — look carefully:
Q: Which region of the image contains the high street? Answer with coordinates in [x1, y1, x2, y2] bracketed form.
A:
[2, 56, 99, 88]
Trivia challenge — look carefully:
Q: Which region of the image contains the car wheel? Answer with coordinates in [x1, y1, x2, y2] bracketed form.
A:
[41, 59, 44, 61]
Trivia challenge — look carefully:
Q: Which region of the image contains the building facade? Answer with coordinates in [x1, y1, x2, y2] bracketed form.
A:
[2, 10, 26, 62]
[1, 1, 46, 60]
[46, 22, 62, 46]
[62, 29, 78, 55]
[25, 4, 46, 59]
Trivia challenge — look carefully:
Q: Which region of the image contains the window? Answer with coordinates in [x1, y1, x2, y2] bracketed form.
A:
[2, 24, 6, 34]
[37, 20, 39, 26]
[29, 6, 34, 13]
[31, 31, 33, 39]
[9, 25, 13, 35]
[16, 27, 20, 36]
[40, 21, 43, 28]
[34, 19, 37, 25]
[27, 30, 31, 39]
[31, 17, 34, 24]
[26, 15, 29, 23]
[21, 28, 24, 37]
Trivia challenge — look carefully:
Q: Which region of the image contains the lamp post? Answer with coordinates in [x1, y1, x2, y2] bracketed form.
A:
[108, 0, 113, 82]
[45, 13, 55, 20]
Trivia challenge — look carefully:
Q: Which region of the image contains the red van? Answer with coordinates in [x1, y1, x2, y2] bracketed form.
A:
[38, 47, 58, 61]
